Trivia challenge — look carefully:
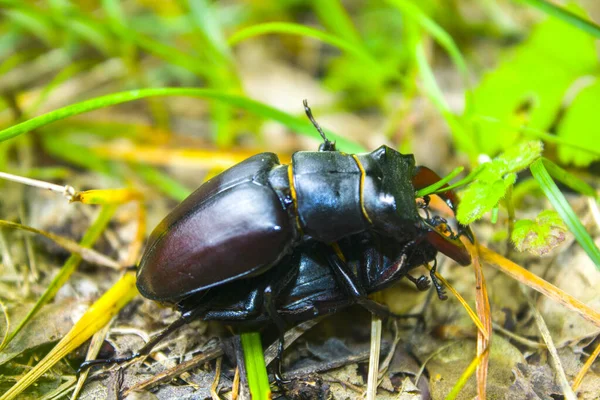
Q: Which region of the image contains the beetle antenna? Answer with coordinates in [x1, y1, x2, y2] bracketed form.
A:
[303, 99, 335, 151]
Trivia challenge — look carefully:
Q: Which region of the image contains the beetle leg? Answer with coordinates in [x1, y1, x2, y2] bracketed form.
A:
[264, 285, 290, 386]
[77, 306, 202, 375]
[405, 273, 431, 291]
[203, 289, 264, 321]
[428, 259, 447, 300]
[324, 247, 400, 318]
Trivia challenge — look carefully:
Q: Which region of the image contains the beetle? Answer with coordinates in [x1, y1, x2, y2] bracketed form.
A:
[79, 101, 473, 380]
[136, 101, 471, 304]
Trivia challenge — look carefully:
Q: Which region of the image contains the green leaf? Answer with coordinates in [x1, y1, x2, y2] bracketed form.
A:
[556, 80, 600, 167]
[512, 210, 568, 255]
[530, 159, 600, 269]
[481, 140, 544, 180]
[456, 173, 516, 225]
[471, 3, 597, 155]
[456, 140, 543, 224]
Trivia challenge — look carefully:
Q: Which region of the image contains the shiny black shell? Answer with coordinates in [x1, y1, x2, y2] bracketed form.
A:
[137, 153, 295, 301]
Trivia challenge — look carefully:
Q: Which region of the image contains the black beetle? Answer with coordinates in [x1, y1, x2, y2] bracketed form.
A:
[80, 101, 473, 380]
[136, 101, 471, 304]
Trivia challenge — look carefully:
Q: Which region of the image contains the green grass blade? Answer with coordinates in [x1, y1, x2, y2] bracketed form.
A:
[414, 40, 477, 158]
[416, 166, 464, 197]
[228, 22, 379, 67]
[385, 0, 470, 86]
[530, 159, 600, 269]
[520, 0, 600, 38]
[0, 205, 117, 352]
[541, 158, 596, 198]
[0, 88, 365, 152]
[42, 135, 115, 176]
[241, 332, 271, 400]
[473, 115, 600, 158]
[312, 0, 362, 44]
[4, 7, 58, 47]
[432, 164, 485, 194]
[24, 61, 90, 117]
[133, 164, 192, 202]
[185, 0, 233, 62]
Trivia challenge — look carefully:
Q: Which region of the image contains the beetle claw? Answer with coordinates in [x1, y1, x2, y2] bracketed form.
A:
[415, 275, 431, 291]
[406, 273, 430, 291]
[429, 262, 448, 301]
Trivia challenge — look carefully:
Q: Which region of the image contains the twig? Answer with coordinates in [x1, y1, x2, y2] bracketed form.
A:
[122, 347, 223, 396]
[0, 171, 75, 200]
[365, 316, 382, 400]
[211, 357, 223, 400]
[523, 288, 577, 400]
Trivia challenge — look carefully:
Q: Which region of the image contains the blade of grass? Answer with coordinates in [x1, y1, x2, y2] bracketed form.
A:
[312, 0, 362, 44]
[444, 350, 487, 400]
[94, 144, 257, 169]
[42, 136, 116, 176]
[479, 245, 600, 327]
[414, 40, 477, 158]
[462, 237, 491, 399]
[473, 115, 600, 158]
[416, 166, 464, 197]
[0, 205, 117, 352]
[366, 316, 382, 400]
[71, 322, 111, 400]
[0, 300, 9, 350]
[228, 22, 379, 68]
[427, 264, 489, 339]
[0, 88, 365, 152]
[530, 159, 600, 269]
[385, 0, 470, 86]
[184, 0, 233, 63]
[0, 220, 120, 269]
[241, 332, 271, 400]
[3, 7, 58, 47]
[132, 164, 192, 202]
[541, 158, 597, 198]
[0, 271, 138, 400]
[71, 188, 142, 205]
[572, 338, 600, 391]
[24, 61, 91, 117]
[520, 0, 600, 38]
[431, 164, 485, 194]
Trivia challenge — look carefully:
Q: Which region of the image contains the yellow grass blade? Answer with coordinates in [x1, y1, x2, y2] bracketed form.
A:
[71, 188, 142, 205]
[0, 272, 138, 400]
[479, 245, 600, 327]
